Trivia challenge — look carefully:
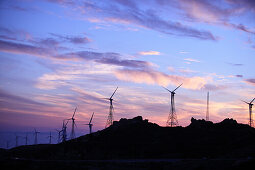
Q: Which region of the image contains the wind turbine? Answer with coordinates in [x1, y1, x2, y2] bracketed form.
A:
[103, 87, 118, 128]
[242, 98, 255, 127]
[55, 129, 62, 143]
[163, 83, 182, 127]
[34, 129, 40, 145]
[85, 112, 94, 134]
[15, 135, 20, 147]
[68, 107, 77, 140]
[25, 133, 28, 145]
[62, 119, 69, 142]
[47, 131, 53, 144]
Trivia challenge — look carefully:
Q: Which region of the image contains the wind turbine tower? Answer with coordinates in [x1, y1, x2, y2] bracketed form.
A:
[242, 98, 255, 127]
[25, 133, 28, 145]
[69, 107, 77, 140]
[163, 84, 182, 127]
[34, 129, 40, 145]
[62, 119, 69, 142]
[85, 112, 94, 134]
[206, 92, 209, 121]
[47, 131, 53, 144]
[104, 87, 118, 128]
[15, 135, 20, 147]
[56, 129, 62, 143]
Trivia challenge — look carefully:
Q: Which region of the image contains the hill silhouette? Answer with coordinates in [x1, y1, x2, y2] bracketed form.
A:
[3, 116, 255, 160]
[1, 116, 255, 169]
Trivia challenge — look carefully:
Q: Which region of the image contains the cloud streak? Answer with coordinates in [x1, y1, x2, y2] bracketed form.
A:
[0, 39, 53, 57]
[244, 79, 255, 86]
[55, 51, 152, 68]
[48, 0, 217, 40]
[114, 69, 207, 90]
[138, 51, 161, 55]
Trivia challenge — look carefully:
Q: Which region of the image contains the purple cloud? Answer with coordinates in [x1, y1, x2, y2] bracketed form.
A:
[50, 33, 91, 44]
[227, 0, 255, 12]
[0, 27, 32, 41]
[48, 0, 217, 40]
[235, 75, 243, 78]
[0, 39, 53, 57]
[244, 79, 255, 86]
[56, 51, 151, 68]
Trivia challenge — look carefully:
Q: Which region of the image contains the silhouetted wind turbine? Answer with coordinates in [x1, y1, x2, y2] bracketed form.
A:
[55, 129, 62, 143]
[34, 129, 40, 145]
[47, 131, 53, 144]
[103, 87, 118, 128]
[242, 98, 255, 127]
[85, 112, 94, 134]
[68, 107, 77, 140]
[15, 135, 20, 147]
[62, 119, 69, 142]
[163, 83, 182, 127]
[25, 133, 28, 145]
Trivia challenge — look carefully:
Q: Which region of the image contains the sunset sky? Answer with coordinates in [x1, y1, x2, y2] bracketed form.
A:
[0, 0, 255, 147]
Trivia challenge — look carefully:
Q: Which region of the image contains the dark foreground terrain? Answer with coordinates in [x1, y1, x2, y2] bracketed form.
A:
[1, 116, 255, 169]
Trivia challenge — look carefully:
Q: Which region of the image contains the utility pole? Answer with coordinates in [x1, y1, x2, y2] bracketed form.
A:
[206, 92, 209, 121]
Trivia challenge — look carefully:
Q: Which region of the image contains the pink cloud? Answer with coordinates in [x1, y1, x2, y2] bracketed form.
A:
[114, 69, 207, 90]
[138, 51, 161, 56]
[244, 79, 255, 86]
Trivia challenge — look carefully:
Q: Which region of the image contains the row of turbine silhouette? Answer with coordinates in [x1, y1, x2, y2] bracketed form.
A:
[7, 129, 53, 148]
[7, 84, 254, 148]
[55, 108, 95, 143]
[103, 84, 254, 128]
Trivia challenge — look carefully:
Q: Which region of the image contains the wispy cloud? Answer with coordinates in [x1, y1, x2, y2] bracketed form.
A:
[50, 33, 91, 44]
[235, 75, 243, 78]
[244, 79, 255, 86]
[114, 69, 208, 90]
[138, 51, 161, 56]
[184, 58, 200, 63]
[55, 51, 152, 68]
[227, 62, 243, 66]
[0, 39, 54, 57]
[48, 0, 217, 40]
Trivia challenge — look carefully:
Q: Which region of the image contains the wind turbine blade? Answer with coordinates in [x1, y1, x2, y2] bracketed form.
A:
[250, 98, 255, 104]
[72, 107, 77, 118]
[74, 121, 77, 128]
[162, 86, 172, 93]
[173, 83, 183, 92]
[89, 112, 94, 124]
[110, 87, 118, 99]
[241, 100, 249, 104]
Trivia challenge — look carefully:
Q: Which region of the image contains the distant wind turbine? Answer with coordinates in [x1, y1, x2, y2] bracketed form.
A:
[85, 112, 94, 134]
[55, 129, 62, 143]
[163, 84, 182, 127]
[68, 107, 77, 140]
[103, 87, 118, 128]
[242, 98, 255, 127]
[47, 131, 53, 144]
[62, 119, 69, 142]
[34, 129, 40, 145]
